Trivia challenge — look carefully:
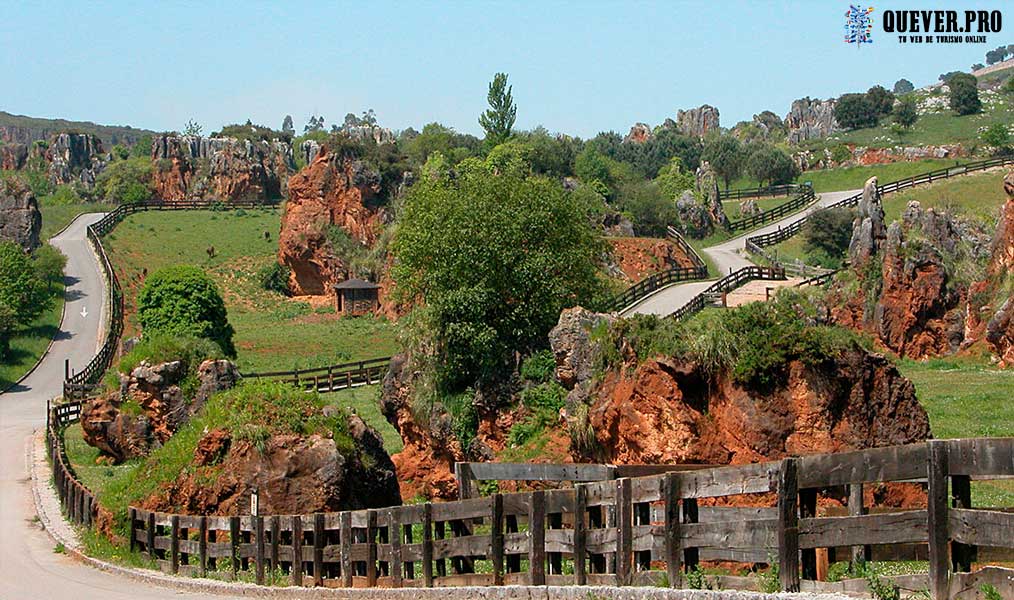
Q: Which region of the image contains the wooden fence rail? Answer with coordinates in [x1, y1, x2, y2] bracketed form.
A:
[242, 357, 393, 393]
[717, 184, 800, 201]
[50, 399, 1012, 597]
[727, 184, 816, 232]
[668, 265, 786, 321]
[608, 227, 708, 313]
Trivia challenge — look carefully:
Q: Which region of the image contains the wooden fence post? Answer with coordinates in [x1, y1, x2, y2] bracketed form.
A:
[491, 494, 504, 586]
[777, 458, 800, 593]
[229, 516, 241, 577]
[366, 510, 378, 587]
[664, 473, 681, 588]
[422, 503, 434, 587]
[255, 516, 265, 585]
[313, 513, 325, 587]
[927, 440, 950, 600]
[340, 512, 353, 587]
[574, 484, 587, 586]
[848, 483, 871, 565]
[199, 516, 208, 577]
[170, 515, 180, 575]
[616, 478, 632, 586]
[270, 516, 280, 572]
[129, 508, 137, 553]
[390, 509, 403, 588]
[146, 512, 156, 559]
[292, 515, 303, 586]
[951, 474, 975, 573]
[799, 488, 818, 581]
[528, 490, 546, 585]
[683, 497, 699, 573]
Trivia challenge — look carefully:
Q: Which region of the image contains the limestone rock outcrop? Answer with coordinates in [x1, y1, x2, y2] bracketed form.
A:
[675, 161, 728, 238]
[278, 147, 383, 295]
[673, 105, 720, 138]
[0, 143, 28, 170]
[47, 133, 106, 187]
[0, 177, 41, 251]
[848, 177, 886, 265]
[151, 134, 293, 202]
[141, 414, 401, 516]
[786, 97, 838, 144]
[623, 123, 653, 144]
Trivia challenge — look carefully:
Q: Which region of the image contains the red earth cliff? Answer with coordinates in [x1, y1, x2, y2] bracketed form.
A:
[607, 237, 695, 282]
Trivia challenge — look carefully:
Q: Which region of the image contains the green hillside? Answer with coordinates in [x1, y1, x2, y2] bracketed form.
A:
[0, 110, 157, 146]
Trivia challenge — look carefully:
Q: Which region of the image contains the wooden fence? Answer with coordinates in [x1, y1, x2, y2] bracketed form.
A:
[242, 357, 392, 393]
[62, 198, 282, 399]
[668, 265, 785, 321]
[727, 184, 816, 232]
[717, 183, 800, 201]
[608, 227, 708, 313]
[746, 155, 1014, 250]
[47, 403, 1013, 597]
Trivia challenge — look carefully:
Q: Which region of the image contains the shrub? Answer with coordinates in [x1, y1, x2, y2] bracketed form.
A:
[257, 262, 290, 295]
[835, 93, 879, 130]
[803, 207, 855, 262]
[507, 382, 566, 447]
[32, 244, 67, 290]
[0, 241, 49, 358]
[520, 349, 556, 383]
[96, 157, 154, 204]
[980, 123, 1011, 154]
[892, 97, 918, 129]
[947, 73, 982, 115]
[615, 181, 680, 237]
[46, 185, 82, 205]
[137, 265, 236, 356]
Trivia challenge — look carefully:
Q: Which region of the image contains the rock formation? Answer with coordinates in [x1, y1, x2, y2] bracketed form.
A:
[676, 161, 728, 238]
[622, 123, 653, 144]
[548, 309, 930, 466]
[0, 143, 28, 170]
[847, 176, 886, 266]
[786, 97, 838, 144]
[0, 176, 41, 251]
[976, 171, 1014, 366]
[151, 134, 293, 202]
[140, 413, 401, 515]
[673, 105, 720, 138]
[47, 133, 106, 187]
[278, 147, 383, 295]
[81, 358, 241, 462]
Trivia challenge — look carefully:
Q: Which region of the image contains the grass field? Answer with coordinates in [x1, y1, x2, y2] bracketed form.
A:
[0, 280, 64, 390]
[38, 198, 117, 240]
[323, 386, 403, 454]
[802, 158, 971, 193]
[896, 357, 1014, 507]
[721, 195, 790, 221]
[102, 208, 399, 373]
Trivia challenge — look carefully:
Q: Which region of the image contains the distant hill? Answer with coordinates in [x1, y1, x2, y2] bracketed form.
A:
[0, 110, 158, 147]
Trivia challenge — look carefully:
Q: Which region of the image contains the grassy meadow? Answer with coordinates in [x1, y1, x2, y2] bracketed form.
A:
[101, 208, 399, 373]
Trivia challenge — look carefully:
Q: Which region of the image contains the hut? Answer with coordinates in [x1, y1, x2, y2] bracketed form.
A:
[334, 278, 380, 316]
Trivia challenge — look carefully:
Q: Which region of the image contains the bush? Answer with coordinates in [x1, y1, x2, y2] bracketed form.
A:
[257, 262, 290, 295]
[892, 97, 918, 129]
[507, 382, 566, 447]
[0, 241, 49, 358]
[32, 244, 67, 290]
[835, 93, 879, 130]
[802, 208, 855, 262]
[520, 349, 556, 383]
[46, 185, 83, 205]
[980, 123, 1011, 154]
[137, 265, 236, 356]
[865, 85, 895, 117]
[948, 73, 982, 115]
[615, 181, 679, 237]
[96, 157, 153, 204]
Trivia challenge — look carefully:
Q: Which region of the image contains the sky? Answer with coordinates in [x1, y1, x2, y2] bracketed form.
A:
[1, 1, 1010, 139]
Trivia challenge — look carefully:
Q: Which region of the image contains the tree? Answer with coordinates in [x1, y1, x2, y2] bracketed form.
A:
[986, 46, 1010, 65]
[392, 165, 604, 388]
[947, 73, 981, 115]
[137, 265, 236, 356]
[980, 123, 1011, 154]
[892, 96, 918, 128]
[183, 119, 202, 136]
[745, 145, 799, 187]
[971, 63, 985, 72]
[32, 244, 66, 292]
[0, 241, 49, 358]
[654, 156, 695, 200]
[866, 85, 895, 117]
[702, 135, 744, 189]
[834, 93, 878, 130]
[893, 78, 915, 94]
[615, 181, 679, 237]
[304, 115, 325, 134]
[802, 208, 854, 266]
[96, 157, 154, 203]
[479, 72, 517, 147]
[281, 115, 295, 135]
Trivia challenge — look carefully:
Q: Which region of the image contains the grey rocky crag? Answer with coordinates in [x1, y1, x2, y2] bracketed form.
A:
[0, 177, 42, 251]
[672, 105, 720, 138]
[675, 161, 729, 238]
[847, 176, 886, 265]
[47, 133, 107, 188]
[786, 97, 838, 144]
[548, 306, 614, 411]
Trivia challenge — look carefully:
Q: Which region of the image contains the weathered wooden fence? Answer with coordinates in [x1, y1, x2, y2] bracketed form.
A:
[717, 183, 800, 201]
[62, 198, 283, 400]
[609, 227, 708, 313]
[727, 184, 816, 232]
[50, 400, 1012, 597]
[668, 265, 786, 321]
[242, 357, 392, 393]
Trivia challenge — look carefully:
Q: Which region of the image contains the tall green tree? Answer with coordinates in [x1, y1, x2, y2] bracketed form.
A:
[479, 73, 517, 147]
[893, 79, 914, 94]
[948, 73, 982, 115]
[745, 144, 799, 187]
[0, 241, 49, 359]
[893, 97, 918, 128]
[834, 94, 878, 130]
[392, 161, 605, 388]
[702, 136, 744, 189]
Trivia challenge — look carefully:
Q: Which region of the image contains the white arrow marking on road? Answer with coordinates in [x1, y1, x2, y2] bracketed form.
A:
[80, 306, 88, 318]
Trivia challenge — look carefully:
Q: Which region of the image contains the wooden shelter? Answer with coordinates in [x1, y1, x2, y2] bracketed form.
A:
[334, 278, 380, 316]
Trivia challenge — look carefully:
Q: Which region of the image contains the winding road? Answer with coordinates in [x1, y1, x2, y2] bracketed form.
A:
[621, 188, 861, 317]
[0, 214, 207, 599]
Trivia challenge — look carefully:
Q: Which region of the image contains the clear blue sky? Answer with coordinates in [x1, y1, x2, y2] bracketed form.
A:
[2, 1, 1008, 139]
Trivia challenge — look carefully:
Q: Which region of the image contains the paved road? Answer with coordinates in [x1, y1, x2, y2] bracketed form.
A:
[0, 214, 208, 599]
[621, 188, 861, 317]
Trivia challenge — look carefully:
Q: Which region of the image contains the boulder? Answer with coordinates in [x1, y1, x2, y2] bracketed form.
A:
[0, 177, 41, 251]
[786, 97, 838, 144]
[740, 199, 759, 217]
[622, 122, 653, 144]
[673, 105, 720, 138]
[80, 395, 154, 463]
[549, 307, 614, 390]
[278, 147, 383, 295]
[696, 161, 728, 229]
[986, 299, 1014, 367]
